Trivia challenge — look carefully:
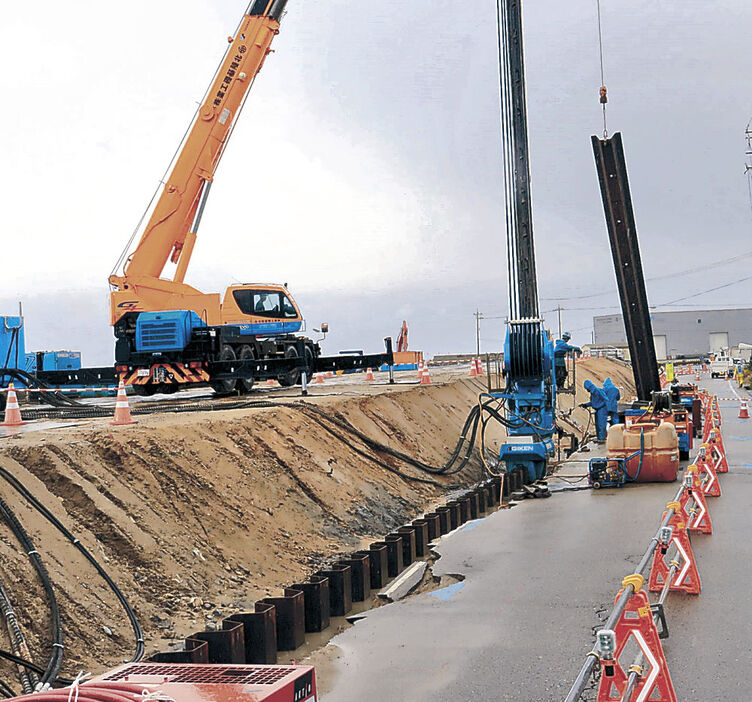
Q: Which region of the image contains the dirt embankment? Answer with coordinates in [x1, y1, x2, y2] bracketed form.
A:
[0, 360, 631, 679]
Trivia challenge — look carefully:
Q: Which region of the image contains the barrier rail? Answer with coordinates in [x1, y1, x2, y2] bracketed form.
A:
[0, 386, 118, 393]
[565, 388, 726, 702]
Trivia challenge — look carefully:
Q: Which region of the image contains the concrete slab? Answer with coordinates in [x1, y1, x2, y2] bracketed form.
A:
[379, 561, 427, 601]
[316, 376, 752, 701]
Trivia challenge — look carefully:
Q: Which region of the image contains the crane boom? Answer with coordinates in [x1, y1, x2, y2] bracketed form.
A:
[109, 0, 287, 304]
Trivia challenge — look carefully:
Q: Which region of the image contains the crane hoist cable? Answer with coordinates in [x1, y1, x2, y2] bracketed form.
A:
[596, 0, 609, 138]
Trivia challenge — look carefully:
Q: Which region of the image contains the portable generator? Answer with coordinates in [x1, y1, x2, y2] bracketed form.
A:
[588, 449, 643, 489]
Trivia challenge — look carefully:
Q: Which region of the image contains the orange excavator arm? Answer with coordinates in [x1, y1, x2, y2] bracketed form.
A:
[109, 0, 287, 291]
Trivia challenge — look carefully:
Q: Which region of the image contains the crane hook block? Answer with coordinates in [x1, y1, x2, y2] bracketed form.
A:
[599, 86, 608, 104]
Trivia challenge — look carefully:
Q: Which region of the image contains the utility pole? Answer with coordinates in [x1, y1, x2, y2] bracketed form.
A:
[474, 309, 484, 357]
[556, 306, 563, 338]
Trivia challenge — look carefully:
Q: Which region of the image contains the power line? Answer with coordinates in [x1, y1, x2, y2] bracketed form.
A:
[656, 274, 752, 307]
[541, 248, 752, 301]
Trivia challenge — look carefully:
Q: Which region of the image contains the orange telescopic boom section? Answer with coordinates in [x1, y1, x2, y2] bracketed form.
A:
[109, 0, 291, 326]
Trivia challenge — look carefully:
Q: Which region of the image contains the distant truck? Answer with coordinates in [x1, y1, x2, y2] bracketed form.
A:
[710, 355, 734, 379]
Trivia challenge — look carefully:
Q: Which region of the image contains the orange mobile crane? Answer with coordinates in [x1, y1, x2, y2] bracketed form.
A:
[109, 0, 316, 395]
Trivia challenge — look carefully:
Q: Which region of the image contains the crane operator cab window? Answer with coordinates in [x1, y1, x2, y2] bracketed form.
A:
[233, 289, 298, 319]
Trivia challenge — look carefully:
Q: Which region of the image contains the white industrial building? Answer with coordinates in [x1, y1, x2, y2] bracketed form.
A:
[593, 308, 752, 361]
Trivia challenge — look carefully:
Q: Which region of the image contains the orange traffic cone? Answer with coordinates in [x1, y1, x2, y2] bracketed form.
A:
[740, 400, 749, 419]
[266, 378, 277, 386]
[313, 373, 325, 384]
[365, 368, 375, 382]
[476, 358, 484, 376]
[1, 385, 26, 427]
[110, 381, 136, 426]
[469, 360, 478, 377]
[420, 366, 432, 385]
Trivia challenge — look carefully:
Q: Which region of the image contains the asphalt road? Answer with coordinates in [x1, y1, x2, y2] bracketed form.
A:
[318, 376, 751, 701]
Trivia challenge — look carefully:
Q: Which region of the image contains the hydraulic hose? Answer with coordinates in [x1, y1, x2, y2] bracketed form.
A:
[623, 430, 644, 482]
[0, 465, 144, 666]
[0, 495, 63, 687]
[0, 678, 15, 699]
[0, 650, 73, 687]
[0, 368, 84, 408]
[0, 581, 36, 693]
[293, 402, 483, 476]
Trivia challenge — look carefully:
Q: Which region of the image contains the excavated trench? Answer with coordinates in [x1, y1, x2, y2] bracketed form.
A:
[0, 360, 632, 684]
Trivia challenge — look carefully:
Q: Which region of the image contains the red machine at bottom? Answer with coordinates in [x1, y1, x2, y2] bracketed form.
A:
[8, 663, 316, 702]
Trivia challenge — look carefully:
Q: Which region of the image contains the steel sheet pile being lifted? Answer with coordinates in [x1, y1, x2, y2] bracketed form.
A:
[497, 0, 539, 319]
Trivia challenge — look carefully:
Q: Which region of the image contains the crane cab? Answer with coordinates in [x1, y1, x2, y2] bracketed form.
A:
[220, 284, 303, 335]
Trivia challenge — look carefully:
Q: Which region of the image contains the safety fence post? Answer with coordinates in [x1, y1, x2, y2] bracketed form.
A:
[595, 575, 677, 702]
[679, 466, 712, 535]
[694, 445, 721, 497]
[648, 501, 701, 595]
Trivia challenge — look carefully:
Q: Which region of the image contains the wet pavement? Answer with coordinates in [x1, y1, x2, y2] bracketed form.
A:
[317, 376, 752, 701]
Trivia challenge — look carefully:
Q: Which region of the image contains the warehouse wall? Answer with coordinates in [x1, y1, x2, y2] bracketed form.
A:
[593, 308, 752, 358]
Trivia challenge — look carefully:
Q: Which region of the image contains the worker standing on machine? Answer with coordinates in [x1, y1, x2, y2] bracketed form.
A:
[554, 332, 581, 388]
[581, 379, 608, 442]
[602, 378, 620, 426]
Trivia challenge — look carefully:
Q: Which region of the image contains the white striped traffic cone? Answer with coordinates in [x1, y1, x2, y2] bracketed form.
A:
[365, 368, 375, 381]
[420, 366, 432, 385]
[1, 385, 26, 427]
[111, 381, 136, 426]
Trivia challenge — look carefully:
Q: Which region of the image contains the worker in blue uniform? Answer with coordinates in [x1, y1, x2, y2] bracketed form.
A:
[581, 379, 608, 441]
[602, 377, 621, 426]
[554, 332, 581, 389]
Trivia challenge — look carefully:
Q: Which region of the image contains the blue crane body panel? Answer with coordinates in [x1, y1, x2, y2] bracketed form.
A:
[0, 317, 25, 370]
[136, 311, 206, 353]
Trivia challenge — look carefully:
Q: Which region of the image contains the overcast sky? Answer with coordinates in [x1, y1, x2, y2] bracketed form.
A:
[2, 1, 752, 364]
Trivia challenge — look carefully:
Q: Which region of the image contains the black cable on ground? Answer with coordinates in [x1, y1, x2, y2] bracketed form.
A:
[0, 495, 62, 687]
[0, 369, 84, 409]
[0, 581, 36, 693]
[0, 466, 144, 665]
[0, 677, 15, 699]
[294, 402, 486, 476]
[0, 650, 72, 687]
[299, 413, 451, 488]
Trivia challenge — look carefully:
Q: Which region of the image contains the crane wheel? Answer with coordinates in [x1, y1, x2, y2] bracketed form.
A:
[132, 385, 157, 397]
[277, 346, 299, 387]
[238, 345, 256, 394]
[210, 344, 238, 395]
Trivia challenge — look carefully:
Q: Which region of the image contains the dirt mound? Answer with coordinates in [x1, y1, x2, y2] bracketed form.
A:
[0, 360, 631, 679]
